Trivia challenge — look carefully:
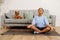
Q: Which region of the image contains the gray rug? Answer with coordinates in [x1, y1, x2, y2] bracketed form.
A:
[1, 29, 60, 36]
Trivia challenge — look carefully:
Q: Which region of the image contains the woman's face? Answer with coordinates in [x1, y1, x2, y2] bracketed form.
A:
[38, 8, 43, 16]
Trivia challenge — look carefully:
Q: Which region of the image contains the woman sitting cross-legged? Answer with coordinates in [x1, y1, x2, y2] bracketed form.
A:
[27, 8, 55, 34]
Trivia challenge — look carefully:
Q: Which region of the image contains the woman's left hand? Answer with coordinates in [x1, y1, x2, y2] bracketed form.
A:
[51, 27, 55, 31]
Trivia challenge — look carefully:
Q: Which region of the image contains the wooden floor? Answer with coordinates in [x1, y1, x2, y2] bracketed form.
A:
[0, 27, 60, 40]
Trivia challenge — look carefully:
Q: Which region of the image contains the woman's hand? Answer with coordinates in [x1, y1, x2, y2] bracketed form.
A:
[50, 27, 55, 31]
[27, 24, 34, 28]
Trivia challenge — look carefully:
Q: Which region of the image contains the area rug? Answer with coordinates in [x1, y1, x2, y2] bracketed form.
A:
[1, 29, 60, 36]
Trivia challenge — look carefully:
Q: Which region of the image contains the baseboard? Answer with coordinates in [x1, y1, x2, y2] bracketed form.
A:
[55, 26, 60, 27]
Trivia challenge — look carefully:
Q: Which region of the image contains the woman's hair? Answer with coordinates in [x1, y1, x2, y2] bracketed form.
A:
[38, 8, 44, 12]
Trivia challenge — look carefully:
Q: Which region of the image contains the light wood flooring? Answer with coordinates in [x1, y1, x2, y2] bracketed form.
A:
[0, 27, 60, 40]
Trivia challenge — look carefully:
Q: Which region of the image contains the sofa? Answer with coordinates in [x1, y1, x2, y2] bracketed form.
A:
[1, 10, 56, 28]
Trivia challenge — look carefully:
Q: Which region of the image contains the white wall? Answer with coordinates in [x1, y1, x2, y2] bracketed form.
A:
[0, 0, 60, 26]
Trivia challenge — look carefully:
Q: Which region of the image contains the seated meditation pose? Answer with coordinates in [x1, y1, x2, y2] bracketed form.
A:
[27, 8, 55, 33]
[14, 11, 22, 19]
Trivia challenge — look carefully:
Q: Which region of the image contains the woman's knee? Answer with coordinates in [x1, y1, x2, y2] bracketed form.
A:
[31, 25, 36, 28]
[27, 25, 33, 28]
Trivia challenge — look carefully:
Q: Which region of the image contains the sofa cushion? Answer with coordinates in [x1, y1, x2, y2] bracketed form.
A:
[5, 10, 15, 19]
[5, 19, 30, 24]
[5, 10, 24, 19]
[24, 11, 33, 20]
[27, 19, 32, 23]
[18, 10, 24, 18]
[5, 13, 13, 19]
[5, 19, 51, 24]
[48, 18, 52, 24]
[43, 10, 50, 18]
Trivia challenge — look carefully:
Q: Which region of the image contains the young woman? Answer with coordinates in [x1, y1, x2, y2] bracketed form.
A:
[27, 8, 55, 33]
